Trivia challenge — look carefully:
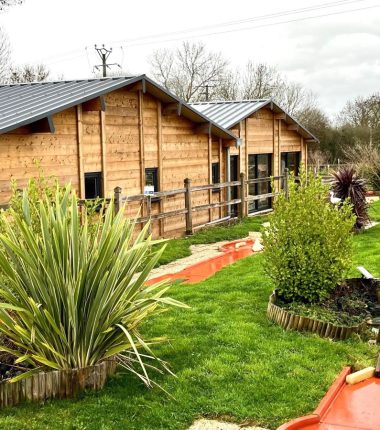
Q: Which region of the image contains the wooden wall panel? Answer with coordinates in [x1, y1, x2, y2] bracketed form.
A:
[82, 111, 101, 173]
[0, 108, 79, 203]
[280, 127, 302, 152]
[104, 89, 140, 196]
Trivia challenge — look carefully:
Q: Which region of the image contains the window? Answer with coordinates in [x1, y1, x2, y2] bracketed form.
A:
[248, 154, 272, 213]
[281, 152, 300, 175]
[85, 172, 102, 199]
[212, 162, 220, 192]
[145, 168, 159, 197]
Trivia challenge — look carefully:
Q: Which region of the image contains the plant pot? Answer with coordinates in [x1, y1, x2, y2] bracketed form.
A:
[267, 291, 367, 341]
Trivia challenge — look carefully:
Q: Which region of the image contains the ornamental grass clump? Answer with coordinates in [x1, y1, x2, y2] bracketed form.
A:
[263, 167, 355, 304]
[0, 184, 186, 386]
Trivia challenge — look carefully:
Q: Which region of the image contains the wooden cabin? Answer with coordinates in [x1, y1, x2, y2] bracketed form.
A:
[191, 100, 318, 214]
[0, 76, 238, 237]
[0, 77, 317, 237]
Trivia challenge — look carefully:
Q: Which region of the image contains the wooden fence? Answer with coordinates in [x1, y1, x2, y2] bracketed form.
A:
[113, 170, 288, 236]
[0, 170, 289, 237]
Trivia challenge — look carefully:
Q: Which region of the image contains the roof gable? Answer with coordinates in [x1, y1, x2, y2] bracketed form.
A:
[0, 76, 237, 141]
[191, 99, 318, 142]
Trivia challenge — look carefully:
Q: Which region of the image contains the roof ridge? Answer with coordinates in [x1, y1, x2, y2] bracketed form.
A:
[0, 75, 138, 88]
[190, 98, 271, 105]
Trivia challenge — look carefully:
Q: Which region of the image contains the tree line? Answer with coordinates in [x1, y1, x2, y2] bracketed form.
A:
[150, 41, 380, 167]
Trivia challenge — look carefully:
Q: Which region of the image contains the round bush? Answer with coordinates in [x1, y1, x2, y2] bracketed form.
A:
[262, 167, 355, 303]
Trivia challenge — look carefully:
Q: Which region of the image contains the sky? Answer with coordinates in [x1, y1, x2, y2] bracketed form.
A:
[1, 0, 380, 117]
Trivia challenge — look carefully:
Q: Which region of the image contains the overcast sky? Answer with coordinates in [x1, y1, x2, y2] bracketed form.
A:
[1, 0, 379, 117]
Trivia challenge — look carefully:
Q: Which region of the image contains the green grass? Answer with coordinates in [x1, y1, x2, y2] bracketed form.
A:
[369, 199, 380, 222]
[0, 224, 379, 430]
[157, 215, 267, 266]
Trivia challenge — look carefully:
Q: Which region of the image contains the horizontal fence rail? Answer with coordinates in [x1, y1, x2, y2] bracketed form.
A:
[0, 171, 290, 237]
[113, 172, 287, 236]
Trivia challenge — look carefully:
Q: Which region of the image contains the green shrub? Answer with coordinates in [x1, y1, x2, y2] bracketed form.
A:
[0, 184, 187, 387]
[262, 167, 355, 303]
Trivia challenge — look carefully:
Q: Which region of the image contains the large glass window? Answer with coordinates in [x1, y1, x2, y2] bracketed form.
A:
[281, 152, 300, 175]
[248, 154, 272, 213]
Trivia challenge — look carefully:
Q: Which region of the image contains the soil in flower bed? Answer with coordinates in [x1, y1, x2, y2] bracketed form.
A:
[277, 278, 379, 327]
[0, 336, 32, 381]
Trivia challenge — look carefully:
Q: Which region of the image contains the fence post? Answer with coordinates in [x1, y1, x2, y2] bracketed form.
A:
[284, 168, 289, 200]
[184, 178, 193, 235]
[146, 195, 152, 236]
[239, 172, 246, 219]
[114, 187, 122, 215]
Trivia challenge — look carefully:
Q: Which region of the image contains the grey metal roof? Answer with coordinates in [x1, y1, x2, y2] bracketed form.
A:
[191, 99, 318, 142]
[0, 76, 145, 134]
[191, 99, 270, 129]
[0, 76, 237, 141]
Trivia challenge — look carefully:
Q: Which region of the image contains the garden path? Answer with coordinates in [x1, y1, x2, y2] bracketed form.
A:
[146, 232, 262, 282]
[188, 418, 267, 430]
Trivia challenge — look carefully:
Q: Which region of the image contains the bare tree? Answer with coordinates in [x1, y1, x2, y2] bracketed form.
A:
[0, 0, 23, 11]
[0, 29, 11, 83]
[8, 63, 50, 83]
[277, 82, 315, 117]
[150, 41, 228, 102]
[241, 62, 283, 100]
[338, 93, 380, 146]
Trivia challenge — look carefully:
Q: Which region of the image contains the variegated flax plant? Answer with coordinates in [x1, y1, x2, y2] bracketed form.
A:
[0, 183, 187, 387]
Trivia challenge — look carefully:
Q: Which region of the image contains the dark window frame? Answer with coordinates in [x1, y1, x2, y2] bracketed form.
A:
[212, 162, 220, 193]
[281, 151, 301, 175]
[248, 153, 272, 213]
[145, 167, 159, 202]
[84, 172, 103, 200]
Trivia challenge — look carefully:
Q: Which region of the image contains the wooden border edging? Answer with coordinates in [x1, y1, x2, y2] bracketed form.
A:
[0, 359, 117, 408]
[267, 291, 367, 340]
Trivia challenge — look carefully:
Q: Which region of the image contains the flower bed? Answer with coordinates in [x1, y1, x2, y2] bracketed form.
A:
[267, 291, 367, 340]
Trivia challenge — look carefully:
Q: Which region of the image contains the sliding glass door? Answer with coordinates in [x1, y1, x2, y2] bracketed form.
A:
[248, 154, 272, 213]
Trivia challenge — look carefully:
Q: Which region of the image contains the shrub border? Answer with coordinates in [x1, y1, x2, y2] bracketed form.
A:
[0, 358, 117, 408]
[267, 291, 367, 340]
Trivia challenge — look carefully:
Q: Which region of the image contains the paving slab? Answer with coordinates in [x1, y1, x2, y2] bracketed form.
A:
[188, 419, 267, 430]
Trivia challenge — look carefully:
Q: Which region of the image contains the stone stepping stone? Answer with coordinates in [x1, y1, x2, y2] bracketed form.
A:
[188, 419, 268, 430]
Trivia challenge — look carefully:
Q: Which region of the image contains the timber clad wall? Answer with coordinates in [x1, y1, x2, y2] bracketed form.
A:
[0, 80, 312, 238]
[0, 85, 227, 237]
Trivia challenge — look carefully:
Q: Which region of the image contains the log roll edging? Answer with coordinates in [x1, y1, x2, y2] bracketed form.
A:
[267, 291, 367, 340]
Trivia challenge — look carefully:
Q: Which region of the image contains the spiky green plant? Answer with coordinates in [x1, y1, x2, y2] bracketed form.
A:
[0, 185, 186, 386]
[331, 166, 369, 230]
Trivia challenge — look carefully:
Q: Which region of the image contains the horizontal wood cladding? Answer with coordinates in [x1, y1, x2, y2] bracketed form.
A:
[241, 108, 304, 168]
[0, 107, 80, 202]
[0, 85, 225, 237]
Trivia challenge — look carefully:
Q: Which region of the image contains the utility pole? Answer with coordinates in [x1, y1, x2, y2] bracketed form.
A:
[200, 83, 215, 102]
[94, 45, 121, 77]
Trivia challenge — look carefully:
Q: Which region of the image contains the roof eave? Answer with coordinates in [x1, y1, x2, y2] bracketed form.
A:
[0, 75, 145, 134]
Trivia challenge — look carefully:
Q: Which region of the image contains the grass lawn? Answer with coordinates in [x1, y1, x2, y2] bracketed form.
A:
[0, 222, 379, 430]
[157, 214, 266, 266]
[369, 199, 380, 222]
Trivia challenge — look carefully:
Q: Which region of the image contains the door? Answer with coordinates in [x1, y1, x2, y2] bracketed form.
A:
[229, 155, 239, 217]
[248, 154, 272, 213]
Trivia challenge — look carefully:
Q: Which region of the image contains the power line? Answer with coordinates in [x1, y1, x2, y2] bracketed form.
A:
[120, 4, 380, 49]
[109, 0, 368, 46]
[38, 0, 368, 65]
[37, 0, 378, 68]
